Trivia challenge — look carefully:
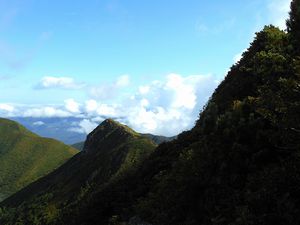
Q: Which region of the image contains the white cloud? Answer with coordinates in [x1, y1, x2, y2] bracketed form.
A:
[165, 73, 200, 109]
[86, 73, 218, 136]
[85, 99, 98, 112]
[23, 107, 71, 118]
[268, 0, 291, 30]
[64, 98, 80, 113]
[123, 73, 218, 136]
[69, 119, 98, 134]
[84, 100, 118, 117]
[96, 104, 117, 117]
[33, 121, 45, 126]
[0, 103, 14, 112]
[139, 85, 150, 95]
[3, 73, 219, 137]
[126, 106, 182, 134]
[140, 98, 149, 107]
[90, 85, 114, 100]
[115, 74, 130, 87]
[53, 73, 214, 135]
[90, 75, 130, 99]
[36, 76, 85, 89]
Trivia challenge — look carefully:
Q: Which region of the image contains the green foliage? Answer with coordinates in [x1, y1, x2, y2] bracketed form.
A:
[287, 0, 300, 54]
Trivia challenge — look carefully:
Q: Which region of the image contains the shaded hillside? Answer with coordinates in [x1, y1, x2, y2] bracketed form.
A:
[1, 1, 300, 225]
[0, 118, 78, 202]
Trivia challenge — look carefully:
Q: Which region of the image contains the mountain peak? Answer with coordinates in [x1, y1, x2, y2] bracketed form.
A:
[101, 119, 135, 130]
[96, 119, 138, 136]
[101, 118, 124, 128]
[83, 119, 139, 153]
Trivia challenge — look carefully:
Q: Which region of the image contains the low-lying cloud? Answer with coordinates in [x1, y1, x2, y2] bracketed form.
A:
[36, 76, 85, 89]
[1, 73, 220, 136]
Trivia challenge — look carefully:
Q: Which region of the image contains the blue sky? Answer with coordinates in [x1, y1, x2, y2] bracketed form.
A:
[0, 0, 292, 136]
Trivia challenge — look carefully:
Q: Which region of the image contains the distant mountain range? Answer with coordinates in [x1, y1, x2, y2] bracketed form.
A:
[0, 118, 78, 202]
[10, 117, 86, 144]
[10, 117, 176, 146]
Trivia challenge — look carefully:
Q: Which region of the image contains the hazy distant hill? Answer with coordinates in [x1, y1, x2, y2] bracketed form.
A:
[10, 117, 86, 144]
[0, 118, 78, 202]
[11, 117, 177, 147]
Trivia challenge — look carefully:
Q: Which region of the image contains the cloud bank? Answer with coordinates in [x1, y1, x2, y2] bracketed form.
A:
[1, 73, 219, 136]
[36, 76, 85, 89]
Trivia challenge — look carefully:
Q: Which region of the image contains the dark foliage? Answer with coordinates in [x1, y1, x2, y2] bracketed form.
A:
[287, 0, 300, 55]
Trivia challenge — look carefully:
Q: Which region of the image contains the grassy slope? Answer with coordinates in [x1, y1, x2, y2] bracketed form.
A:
[0, 118, 78, 201]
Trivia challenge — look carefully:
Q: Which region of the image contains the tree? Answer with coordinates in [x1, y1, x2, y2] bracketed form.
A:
[287, 0, 300, 55]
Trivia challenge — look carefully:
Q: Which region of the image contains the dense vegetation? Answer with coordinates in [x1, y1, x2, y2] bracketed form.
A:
[0, 118, 78, 202]
[0, 1, 299, 224]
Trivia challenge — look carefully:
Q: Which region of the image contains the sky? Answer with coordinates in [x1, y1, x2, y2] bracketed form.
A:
[0, 0, 292, 136]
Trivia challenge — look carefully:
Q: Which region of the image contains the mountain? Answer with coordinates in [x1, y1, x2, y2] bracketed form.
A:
[0, 119, 156, 224]
[71, 133, 175, 151]
[11, 117, 176, 147]
[0, 118, 78, 202]
[10, 117, 86, 144]
[1, 1, 300, 225]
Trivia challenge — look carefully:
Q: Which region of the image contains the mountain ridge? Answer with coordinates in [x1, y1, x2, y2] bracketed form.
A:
[1, 119, 157, 210]
[72, 127, 176, 151]
[0, 118, 78, 202]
